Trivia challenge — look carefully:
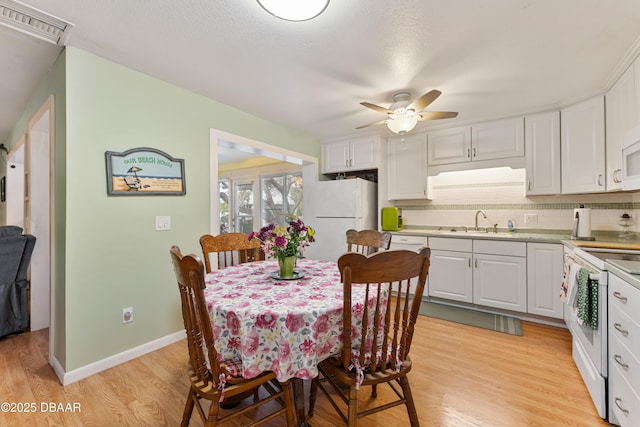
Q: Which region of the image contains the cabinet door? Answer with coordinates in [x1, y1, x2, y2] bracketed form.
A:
[606, 64, 638, 191]
[527, 243, 563, 319]
[525, 111, 561, 195]
[387, 133, 428, 200]
[561, 96, 606, 194]
[427, 126, 471, 165]
[473, 254, 527, 312]
[322, 140, 350, 173]
[428, 249, 473, 303]
[471, 117, 525, 161]
[349, 135, 379, 171]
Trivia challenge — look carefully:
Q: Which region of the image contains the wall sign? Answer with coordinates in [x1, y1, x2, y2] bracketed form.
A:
[105, 147, 186, 195]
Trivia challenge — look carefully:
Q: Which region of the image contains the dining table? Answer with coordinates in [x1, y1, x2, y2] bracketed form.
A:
[203, 257, 386, 426]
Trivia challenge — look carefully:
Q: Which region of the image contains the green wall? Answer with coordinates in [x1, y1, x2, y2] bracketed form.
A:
[19, 47, 320, 372]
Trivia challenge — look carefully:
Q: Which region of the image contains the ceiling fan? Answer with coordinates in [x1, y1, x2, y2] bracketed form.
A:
[357, 89, 458, 134]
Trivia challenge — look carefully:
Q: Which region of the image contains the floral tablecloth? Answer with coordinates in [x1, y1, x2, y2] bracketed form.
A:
[204, 258, 382, 382]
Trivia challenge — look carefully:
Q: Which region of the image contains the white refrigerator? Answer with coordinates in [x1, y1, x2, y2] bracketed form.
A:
[305, 178, 378, 262]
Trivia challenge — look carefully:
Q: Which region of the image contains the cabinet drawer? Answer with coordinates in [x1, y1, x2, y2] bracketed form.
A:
[391, 234, 428, 247]
[610, 362, 640, 427]
[610, 333, 640, 398]
[473, 240, 526, 256]
[429, 237, 472, 252]
[609, 274, 640, 319]
[610, 303, 640, 358]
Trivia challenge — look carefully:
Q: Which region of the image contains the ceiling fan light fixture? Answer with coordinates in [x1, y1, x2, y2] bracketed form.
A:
[257, 0, 329, 22]
[387, 109, 419, 134]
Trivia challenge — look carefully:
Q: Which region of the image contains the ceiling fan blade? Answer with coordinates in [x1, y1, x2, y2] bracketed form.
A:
[410, 89, 442, 112]
[355, 119, 389, 129]
[360, 102, 393, 115]
[417, 111, 459, 121]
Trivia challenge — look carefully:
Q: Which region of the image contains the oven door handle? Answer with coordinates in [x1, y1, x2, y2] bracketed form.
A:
[614, 322, 629, 337]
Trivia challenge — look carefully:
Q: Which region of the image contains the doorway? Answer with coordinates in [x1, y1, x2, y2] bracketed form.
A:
[5, 97, 53, 343]
[209, 129, 318, 236]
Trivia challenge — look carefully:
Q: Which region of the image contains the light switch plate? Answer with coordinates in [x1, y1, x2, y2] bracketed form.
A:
[155, 215, 171, 231]
[524, 214, 538, 225]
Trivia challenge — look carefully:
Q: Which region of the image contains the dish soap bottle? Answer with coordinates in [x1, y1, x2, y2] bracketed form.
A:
[507, 219, 515, 233]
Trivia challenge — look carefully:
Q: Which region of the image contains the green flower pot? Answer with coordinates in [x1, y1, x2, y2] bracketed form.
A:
[278, 255, 296, 278]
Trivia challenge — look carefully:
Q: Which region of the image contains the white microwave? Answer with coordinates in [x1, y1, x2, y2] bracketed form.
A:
[622, 126, 640, 190]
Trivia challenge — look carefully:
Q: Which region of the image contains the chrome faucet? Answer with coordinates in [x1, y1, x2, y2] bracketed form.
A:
[474, 210, 487, 230]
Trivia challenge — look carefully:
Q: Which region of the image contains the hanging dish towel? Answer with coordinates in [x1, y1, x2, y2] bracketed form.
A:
[576, 268, 598, 329]
[562, 262, 581, 306]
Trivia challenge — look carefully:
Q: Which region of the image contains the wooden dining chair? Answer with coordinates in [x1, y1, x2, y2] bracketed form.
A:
[169, 245, 296, 427]
[199, 233, 265, 273]
[308, 247, 431, 427]
[345, 229, 392, 256]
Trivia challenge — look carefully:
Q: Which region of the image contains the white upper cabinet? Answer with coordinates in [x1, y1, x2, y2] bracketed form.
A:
[427, 117, 524, 166]
[525, 111, 561, 195]
[387, 133, 429, 200]
[471, 117, 525, 161]
[427, 126, 472, 165]
[561, 96, 606, 194]
[322, 135, 380, 173]
[606, 62, 640, 191]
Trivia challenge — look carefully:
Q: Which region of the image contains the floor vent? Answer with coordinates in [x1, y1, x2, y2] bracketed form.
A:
[0, 0, 72, 45]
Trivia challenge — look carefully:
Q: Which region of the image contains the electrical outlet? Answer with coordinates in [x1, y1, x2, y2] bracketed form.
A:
[122, 307, 133, 324]
[524, 214, 538, 225]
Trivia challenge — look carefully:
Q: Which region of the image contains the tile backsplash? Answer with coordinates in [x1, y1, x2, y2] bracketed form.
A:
[393, 167, 640, 235]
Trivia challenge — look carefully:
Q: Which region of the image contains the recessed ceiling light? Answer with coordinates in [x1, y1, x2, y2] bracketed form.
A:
[256, 0, 329, 22]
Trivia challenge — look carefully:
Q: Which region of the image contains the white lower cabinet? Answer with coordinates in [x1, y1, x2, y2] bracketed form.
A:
[414, 235, 564, 319]
[428, 238, 473, 303]
[389, 234, 429, 296]
[473, 240, 527, 312]
[526, 243, 564, 319]
[608, 273, 640, 427]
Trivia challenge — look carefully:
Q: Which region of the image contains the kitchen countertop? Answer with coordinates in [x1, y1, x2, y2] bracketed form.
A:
[391, 228, 571, 244]
[393, 227, 640, 247]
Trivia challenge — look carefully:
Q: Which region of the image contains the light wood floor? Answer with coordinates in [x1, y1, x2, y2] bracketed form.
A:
[0, 316, 612, 426]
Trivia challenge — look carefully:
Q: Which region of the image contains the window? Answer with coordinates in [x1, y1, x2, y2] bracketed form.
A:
[219, 179, 230, 234]
[260, 172, 303, 226]
[234, 181, 255, 233]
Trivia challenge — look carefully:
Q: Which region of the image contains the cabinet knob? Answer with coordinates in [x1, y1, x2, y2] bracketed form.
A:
[467, 148, 471, 158]
[597, 174, 603, 186]
[472, 147, 477, 158]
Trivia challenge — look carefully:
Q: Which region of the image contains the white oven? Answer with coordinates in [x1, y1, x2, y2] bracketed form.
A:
[563, 246, 608, 419]
[564, 245, 640, 423]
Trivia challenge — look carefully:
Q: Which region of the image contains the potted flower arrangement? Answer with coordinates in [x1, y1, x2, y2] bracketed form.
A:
[249, 215, 315, 278]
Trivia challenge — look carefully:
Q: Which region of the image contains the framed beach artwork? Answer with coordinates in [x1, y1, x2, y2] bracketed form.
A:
[105, 147, 186, 196]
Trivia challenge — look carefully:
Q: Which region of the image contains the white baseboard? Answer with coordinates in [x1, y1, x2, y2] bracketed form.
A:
[58, 330, 186, 386]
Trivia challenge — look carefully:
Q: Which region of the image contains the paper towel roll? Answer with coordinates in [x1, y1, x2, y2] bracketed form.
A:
[574, 208, 592, 238]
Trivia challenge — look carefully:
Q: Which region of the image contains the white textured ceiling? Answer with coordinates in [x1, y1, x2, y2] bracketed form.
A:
[3, 0, 640, 148]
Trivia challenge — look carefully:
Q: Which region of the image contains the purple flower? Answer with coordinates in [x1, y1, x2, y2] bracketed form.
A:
[275, 235, 287, 248]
